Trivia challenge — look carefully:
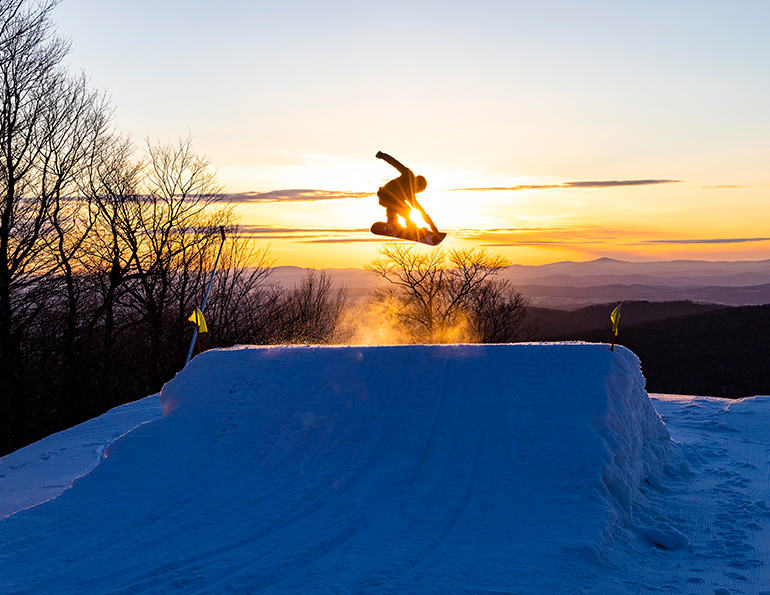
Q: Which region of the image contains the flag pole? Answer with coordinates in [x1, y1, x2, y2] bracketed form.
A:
[185, 226, 227, 366]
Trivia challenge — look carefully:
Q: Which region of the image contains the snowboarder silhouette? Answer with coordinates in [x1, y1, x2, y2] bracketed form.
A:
[372, 151, 445, 245]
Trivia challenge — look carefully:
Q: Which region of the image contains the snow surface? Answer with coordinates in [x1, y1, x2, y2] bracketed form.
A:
[0, 395, 161, 519]
[593, 394, 770, 594]
[0, 343, 768, 594]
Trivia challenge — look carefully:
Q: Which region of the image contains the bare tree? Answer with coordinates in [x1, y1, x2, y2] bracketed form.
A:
[462, 277, 533, 342]
[274, 269, 347, 344]
[201, 232, 276, 348]
[0, 0, 72, 449]
[445, 248, 532, 342]
[123, 137, 226, 387]
[79, 136, 144, 403]
[38, 75, 112, 415]
[366, 244, 449, 341]
[0, 0, 56, 54]
[365, 244, 529, 343]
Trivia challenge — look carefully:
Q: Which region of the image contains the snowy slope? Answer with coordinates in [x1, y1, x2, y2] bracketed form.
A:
[0, 343, 670, 594]
[593, 394, 770, 594]
[0, 395, 161, 519]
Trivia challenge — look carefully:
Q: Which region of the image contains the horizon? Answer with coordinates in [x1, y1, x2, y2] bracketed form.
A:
[52, 0, 770, 268]
[268, 255, 770, 272]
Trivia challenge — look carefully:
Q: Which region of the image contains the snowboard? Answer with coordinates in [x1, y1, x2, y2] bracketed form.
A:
[370, 221, 446, 246]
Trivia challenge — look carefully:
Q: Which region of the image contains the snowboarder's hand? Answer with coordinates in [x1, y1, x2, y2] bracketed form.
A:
[376, 151, 383, 159]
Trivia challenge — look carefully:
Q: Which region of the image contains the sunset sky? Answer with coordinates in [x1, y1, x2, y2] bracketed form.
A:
[54, 0, 770, 268]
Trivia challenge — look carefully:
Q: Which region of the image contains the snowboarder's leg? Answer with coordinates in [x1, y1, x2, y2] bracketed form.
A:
[386, 206, 401, 227]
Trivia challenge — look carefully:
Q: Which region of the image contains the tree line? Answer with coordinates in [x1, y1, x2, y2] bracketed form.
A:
[0, 0, 531, 455]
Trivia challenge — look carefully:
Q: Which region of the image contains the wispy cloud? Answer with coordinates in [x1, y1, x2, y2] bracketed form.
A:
[238, 225, 369, 234]
[644, 237, 770, 245]
[565, 180, 680, 188]
[451, 179, 681, 192]
[235, 225, 491, 245]
[233, 224, 373, 242]
[225, 189, 372, 203]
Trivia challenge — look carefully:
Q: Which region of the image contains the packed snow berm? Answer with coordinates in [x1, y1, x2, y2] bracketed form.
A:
[1, 343, 768, 594]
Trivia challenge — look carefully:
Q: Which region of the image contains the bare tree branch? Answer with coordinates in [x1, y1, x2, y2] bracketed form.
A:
[364, 244, 529, 343]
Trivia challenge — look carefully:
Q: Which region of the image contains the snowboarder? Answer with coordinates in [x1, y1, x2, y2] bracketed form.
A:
[371, 151, 445, 245]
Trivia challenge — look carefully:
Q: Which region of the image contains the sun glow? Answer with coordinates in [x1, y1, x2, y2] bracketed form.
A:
[225, 159, 770, 268]
[409, 209, 430, 229]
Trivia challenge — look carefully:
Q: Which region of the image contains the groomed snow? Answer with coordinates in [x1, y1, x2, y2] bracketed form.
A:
[0, 343, 676, 594]
[0, 395, 161, 520]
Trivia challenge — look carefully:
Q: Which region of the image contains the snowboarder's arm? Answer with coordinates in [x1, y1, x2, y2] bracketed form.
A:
[376, 151, 410, 175]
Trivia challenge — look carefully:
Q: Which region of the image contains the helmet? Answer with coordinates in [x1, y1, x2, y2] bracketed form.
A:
[415, 175, 427, 192]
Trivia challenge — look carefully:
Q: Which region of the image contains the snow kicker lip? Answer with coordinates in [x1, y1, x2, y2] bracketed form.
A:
[3, 343, 671, 594]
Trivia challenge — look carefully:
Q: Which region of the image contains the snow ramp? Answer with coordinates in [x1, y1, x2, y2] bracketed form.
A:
[0, 344, 670, 594]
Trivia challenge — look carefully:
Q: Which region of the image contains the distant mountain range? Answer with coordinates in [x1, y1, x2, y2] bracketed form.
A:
[504, 256, 770, 282]
[269, 258, 770, 308]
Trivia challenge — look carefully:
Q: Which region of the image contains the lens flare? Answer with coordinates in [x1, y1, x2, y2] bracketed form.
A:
[409, 209, 429, 228]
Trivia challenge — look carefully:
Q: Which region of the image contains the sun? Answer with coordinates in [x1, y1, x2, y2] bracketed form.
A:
[408, 209, 430, 229]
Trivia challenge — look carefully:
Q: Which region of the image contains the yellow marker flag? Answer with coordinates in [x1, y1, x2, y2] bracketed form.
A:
[610, 302, 621, 334]
[188, 307, 207, 333]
